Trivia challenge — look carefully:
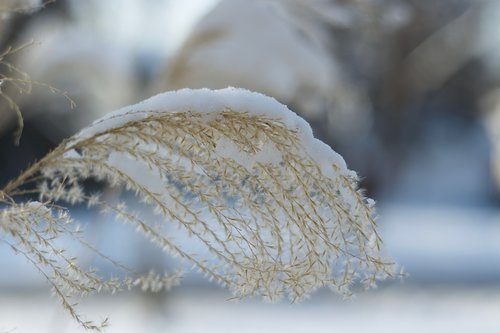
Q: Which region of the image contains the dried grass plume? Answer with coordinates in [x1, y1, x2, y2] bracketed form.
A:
[0, 88, 398, 330]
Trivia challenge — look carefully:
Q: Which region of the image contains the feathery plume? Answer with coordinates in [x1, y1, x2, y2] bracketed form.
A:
[1, 88, 397, 329]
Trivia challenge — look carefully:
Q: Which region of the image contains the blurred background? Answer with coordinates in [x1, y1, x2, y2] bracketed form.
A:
[1, 0, 500, 332]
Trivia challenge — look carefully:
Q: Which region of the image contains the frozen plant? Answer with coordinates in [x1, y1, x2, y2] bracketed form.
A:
[0, 88, 397, 330]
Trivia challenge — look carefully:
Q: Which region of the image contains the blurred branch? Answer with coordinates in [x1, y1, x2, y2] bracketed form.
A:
[398, 3, 482, 102]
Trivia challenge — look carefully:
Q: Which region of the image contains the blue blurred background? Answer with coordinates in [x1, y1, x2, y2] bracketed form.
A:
[1, 0, 500, 332]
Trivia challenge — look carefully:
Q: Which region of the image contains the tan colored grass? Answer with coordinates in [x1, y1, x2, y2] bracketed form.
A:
[1, 101, 398, 330]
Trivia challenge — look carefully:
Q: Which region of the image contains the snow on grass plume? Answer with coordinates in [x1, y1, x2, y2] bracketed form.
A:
[1, 88, 398, 330]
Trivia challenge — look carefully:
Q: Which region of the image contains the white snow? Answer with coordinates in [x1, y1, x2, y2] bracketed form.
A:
[74, 88, 349, 176]
[1, 288, 499, 333]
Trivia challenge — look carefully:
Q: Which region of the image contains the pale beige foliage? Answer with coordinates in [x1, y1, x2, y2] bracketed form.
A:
[0, 88, 398, 330]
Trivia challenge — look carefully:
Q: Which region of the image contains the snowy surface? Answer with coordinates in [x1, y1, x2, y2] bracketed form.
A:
[0, 287, 499, 333]
[74, 87, 349, 175]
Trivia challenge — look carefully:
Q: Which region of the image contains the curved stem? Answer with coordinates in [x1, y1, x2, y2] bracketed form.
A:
[1, 144, 66, 196]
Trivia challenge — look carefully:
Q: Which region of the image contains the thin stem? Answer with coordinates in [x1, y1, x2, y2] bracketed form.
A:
[1, 144, 67, 195]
